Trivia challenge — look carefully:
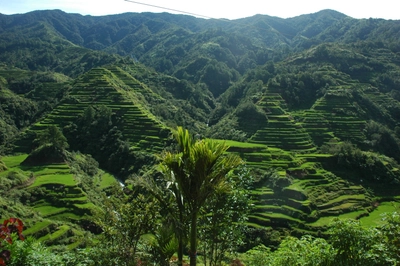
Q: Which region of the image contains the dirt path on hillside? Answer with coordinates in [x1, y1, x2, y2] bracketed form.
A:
[10, 175, 36, 191]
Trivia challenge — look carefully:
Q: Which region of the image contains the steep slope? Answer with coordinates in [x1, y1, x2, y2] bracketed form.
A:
[0, 151, 118, 248]
[14, 65, 169, 154]
[2, 9, 400, 246]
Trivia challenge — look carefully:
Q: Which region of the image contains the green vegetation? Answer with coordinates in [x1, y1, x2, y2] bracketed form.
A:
[159, 127, 242, 266]
[1, 8, 400, 265]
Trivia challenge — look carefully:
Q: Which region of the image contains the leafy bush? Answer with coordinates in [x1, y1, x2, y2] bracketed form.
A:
[322, 141, 400, 184]
[241, 215, 400, 266]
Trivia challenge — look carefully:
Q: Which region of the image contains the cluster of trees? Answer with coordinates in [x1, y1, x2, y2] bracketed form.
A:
[4, 211, 400, 265]
[3, 8, 400, 266]
[1, 126, 250, 266]
[132, 127, 245, 265]
[322, 141, 400, 185]
[242, 214, 400, 266]
[62, 105, 157, 179]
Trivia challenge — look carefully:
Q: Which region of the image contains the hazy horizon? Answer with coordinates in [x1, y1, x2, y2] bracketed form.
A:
[0, 0, 399, 20]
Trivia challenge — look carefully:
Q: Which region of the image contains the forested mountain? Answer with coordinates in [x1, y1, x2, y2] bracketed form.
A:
[1, 8, 400, 264]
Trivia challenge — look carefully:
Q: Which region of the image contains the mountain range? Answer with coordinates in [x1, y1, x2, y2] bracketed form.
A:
[1, 8, 400, 247]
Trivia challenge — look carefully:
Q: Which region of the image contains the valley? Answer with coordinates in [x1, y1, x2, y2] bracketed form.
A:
[1, 8, 400, 265]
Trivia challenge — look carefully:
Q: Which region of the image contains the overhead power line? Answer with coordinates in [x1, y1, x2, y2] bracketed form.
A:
[124, 0, 229, 20]
[123, 0, 295, 38]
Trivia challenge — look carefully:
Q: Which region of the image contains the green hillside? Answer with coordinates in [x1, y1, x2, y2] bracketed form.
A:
[1, 9, 400, 260]
[0, 150, 119, 248]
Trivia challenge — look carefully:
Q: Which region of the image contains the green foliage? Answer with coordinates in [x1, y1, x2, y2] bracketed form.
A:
[198, 166, 253, 265]
[7, 236, 98, 266]
[8, 237, 65, 266]
[156, 127, 243, 265]
[0, 87, 38, 129]
[92, 193, 161, 265]
[322, 141, 400, 184]
[3, 9, 400, 256]
[328, 218, 397, 266]
[235, 100, 267, 137]
[35, 125, 69, 150]
[141, 223, 179, 266]
[241, 216, 400, 266]
[21, 144, 67, 165]
[364, 120, 400, 161]
[64, 105, 156, 179]
[269, 235, 335, 266]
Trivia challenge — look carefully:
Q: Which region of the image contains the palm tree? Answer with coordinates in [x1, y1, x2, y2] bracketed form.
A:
[160, 127, 242, 266]
[133, 169, 187, 266]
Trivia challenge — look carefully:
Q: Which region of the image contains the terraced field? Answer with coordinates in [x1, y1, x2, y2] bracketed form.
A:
[14, 66, 169, 153]
[4, 65, 400, 242]
[306, 92, 366, 144]
[226, 140, 298, 171]
[250, 93, 317, 153]
[230, 89, 392, 232]
[242, 153, 387, 232]
[0, 154, 117, 248]
[295, 110, 335, 146]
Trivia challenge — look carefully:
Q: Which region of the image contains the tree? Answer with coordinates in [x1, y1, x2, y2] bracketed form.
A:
[92, 194, 161, 265]
[328, 218, 396, 266]
[133, 164, 188, 266]
[270, 235, 335, 266]
[141, 222, 179, 266]
[36, 125, 68, 150]
[159, 127, 243, 266]
[198, 166, 252, 266]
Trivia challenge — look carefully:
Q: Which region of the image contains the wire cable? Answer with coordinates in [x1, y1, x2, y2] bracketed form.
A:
[124, 0, 230, 21]
[123, 0, 296, 38]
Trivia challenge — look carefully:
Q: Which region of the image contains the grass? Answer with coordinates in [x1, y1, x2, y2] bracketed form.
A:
[360, 202, 399, 227]
[99, 172, 118, 189]
[39, 224, 70, 242]
[318, 194, 366, 208]
[23, 220, 53, 235]
[1, 154, 28, 168]
[339, 210, 367, 219]
[34, 206, 69, 217]
[309, 203, 398, 228]
[50, 212, 82, 221]
[27, 164, 70, 176]
[30, 173, 76, 187]
[74, 202, 96, 209]
[308, 216, 337, 227]
[223, 140, 268, 149]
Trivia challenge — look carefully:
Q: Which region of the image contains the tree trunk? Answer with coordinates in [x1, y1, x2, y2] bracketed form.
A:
[178, 235, 184, 266]
[177, 206, 184, 266]
[176, 189, 185, 266]
[190, 211, 198, 266]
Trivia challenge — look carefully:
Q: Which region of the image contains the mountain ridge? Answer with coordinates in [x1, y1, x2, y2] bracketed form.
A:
[2, 8, 400, 249]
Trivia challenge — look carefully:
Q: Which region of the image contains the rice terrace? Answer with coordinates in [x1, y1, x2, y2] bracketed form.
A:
[1, 6, 400, 265]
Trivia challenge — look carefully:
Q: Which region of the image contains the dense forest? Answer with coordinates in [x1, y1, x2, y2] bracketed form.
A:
[1, 8, 400, 265]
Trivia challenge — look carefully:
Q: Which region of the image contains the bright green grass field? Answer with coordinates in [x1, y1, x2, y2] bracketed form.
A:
[23, 220, 53, 235]
[360, 202, 399, 227]
[39, 224, 70, 242]
[223, 140, 269, 149]
[34, 205, 68, 217]
[1, 154, 29, 168]
[30, 173, 76, 187]
[308, 202, 399, 228]
[99, 172, 118, 189]
[308, 210, 368, 228]
[28, 165, 70, 176]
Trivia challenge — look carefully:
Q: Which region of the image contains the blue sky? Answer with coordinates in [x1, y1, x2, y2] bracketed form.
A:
[0, 0, 398, 20]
